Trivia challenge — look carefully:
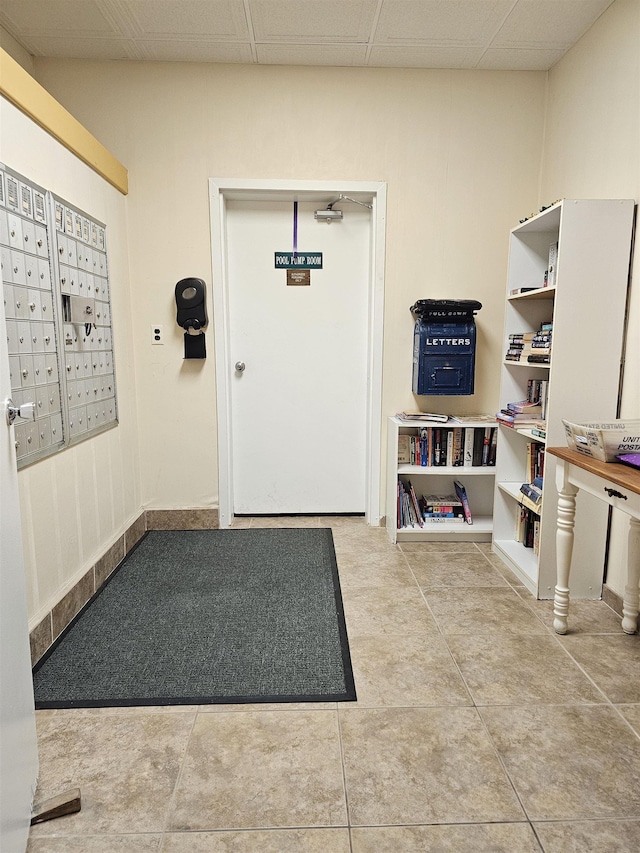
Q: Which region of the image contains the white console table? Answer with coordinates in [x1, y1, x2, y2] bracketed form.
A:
[547, 447, 640, 635]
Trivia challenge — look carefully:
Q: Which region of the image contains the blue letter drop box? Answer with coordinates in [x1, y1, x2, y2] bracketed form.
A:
[411, 300, 482, 396]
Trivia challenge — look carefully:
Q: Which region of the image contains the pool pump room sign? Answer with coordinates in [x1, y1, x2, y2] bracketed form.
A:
[274, 253, 323, 269]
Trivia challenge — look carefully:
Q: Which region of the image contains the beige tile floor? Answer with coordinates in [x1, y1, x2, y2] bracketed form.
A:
[27, 516, 640, 852]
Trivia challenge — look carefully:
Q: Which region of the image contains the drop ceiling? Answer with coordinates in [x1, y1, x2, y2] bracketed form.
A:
[0, 0, 615, 71]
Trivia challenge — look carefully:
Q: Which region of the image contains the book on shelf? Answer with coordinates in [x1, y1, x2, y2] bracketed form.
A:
[463, 427, 474, 466]
[400, 425, 496, 467]
[397, 480, 423, 528]
[506, 400, 543, 415]
[529, 426, 546, 439]
[504, 323, 553, 362]
[453, 480, 473, 524]
[520, 505, 538, 547]
[510, 285, 544, 295]
[488, 427, 498, 465]
[397, 434, 411, 464]
[448, 414, 496, 424]
[520, 481, 542, 505]
[527, 353, 551, 364]
[547, 241, 558, 288]
[396, 411, 449, 423]
[420, 493, 465, 521]
[496, 409, 545, 425]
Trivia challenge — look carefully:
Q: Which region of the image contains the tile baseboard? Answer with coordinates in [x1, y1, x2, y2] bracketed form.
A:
[146, 508, 219, 530]
[29, 508, 218, 667]
[602, 583, 624, 617]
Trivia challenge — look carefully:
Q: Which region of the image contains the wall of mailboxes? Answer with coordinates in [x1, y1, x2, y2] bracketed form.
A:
[1, 164, 118, 468]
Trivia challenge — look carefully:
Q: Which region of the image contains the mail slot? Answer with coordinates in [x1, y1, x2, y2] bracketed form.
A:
[411, 300, 482, 396]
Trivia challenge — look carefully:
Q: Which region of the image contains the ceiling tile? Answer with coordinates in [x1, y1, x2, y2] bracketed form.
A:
[492, 0, 614, 49]
[250, 0, 378, 42]
[368, 44, 483, 68]
[477, 47, 567, 70]
[374, 0, 514, 45]
[256, 43, 369, 66]
[18, 35, 140, 60]
[138, 39, 254, 62]
[124, 0, 250, 40]
[0, 0, 119, 36]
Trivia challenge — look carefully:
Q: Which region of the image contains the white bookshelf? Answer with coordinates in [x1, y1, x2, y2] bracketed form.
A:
[492, 199, 635, 598]
[386, 416, 495, 543]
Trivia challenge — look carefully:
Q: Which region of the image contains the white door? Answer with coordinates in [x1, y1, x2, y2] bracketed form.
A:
[1, 288, 38, 850]
[227, 198, 370, 514]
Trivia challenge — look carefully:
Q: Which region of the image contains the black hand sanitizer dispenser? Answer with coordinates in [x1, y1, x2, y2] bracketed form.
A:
[175, 277, 208, 359]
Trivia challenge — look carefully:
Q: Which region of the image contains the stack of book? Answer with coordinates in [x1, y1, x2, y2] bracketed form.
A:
[519, 476, 543, 513]
[505, 322, 553, 364]
[396, 480, 473, 528]
[495, 399, 545, 431]
[418, 494, 465, 523]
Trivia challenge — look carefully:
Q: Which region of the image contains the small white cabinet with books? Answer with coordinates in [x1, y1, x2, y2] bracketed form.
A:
[386, 416, 496, 543]
[492, 199, 635, 598]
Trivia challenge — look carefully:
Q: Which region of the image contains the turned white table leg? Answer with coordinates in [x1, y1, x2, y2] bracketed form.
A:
[554, 465, 578, 635]
[621, 517, 640, 634]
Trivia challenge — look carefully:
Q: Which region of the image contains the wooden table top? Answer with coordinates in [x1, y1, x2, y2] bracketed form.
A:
[547, 447, 640, 496]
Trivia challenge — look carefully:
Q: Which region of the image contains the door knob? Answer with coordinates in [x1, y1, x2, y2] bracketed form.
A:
[235, 361, 246, 372]
[5, 398, 36, 426]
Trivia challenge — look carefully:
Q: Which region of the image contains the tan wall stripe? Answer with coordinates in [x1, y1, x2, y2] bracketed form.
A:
[0, 48, 128, 195]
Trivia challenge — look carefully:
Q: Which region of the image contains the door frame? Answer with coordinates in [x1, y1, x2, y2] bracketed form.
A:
[209, 178, 387, 528]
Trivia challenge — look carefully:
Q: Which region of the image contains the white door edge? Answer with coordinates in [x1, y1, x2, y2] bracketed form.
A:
[209, 178, 386, 528]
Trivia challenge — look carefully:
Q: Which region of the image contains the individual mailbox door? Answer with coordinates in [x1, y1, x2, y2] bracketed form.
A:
[27, 288, 42, 320]
[40, 293, 53, 323]
[32, 354, 47, 386]
[22, 220, 36, 254]
[0, 210, 9, 246]
[1, 246, 11, 281]
[25, 255, 38, 287]
[6, 213, 23, 249]
[50, 412, 63, 444]
[6, 320, 19, 353]
[10, 250, 26, 286]
[34, 223, 48, 258]
[38, 417, 52, 450]
[35, 385, 50, 417]
[4, 284, 14, 319]
[38, 258, 51, 289]
[16, 321, 32, 353]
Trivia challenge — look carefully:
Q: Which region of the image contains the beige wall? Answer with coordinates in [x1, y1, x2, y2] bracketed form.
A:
[31, 59, 547, 516]
[539, 0, 640, 595]
[1, 98, 140, 626]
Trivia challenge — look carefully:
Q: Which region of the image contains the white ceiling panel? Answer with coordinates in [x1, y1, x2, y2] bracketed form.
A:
[256, 43, 369, 66]
[0, 0, 618, 70]
[17, 35, 140, 61]
[0, 1, 119, 37]
[368, 44, 483, 68]
[477, 47, 567, 70]
[125, 0, 250, 40]
[493, 0, 614, 48]
[249, 0, 378, 42]
[139, 39, 254, 63]
[374, 0, 513, 45]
